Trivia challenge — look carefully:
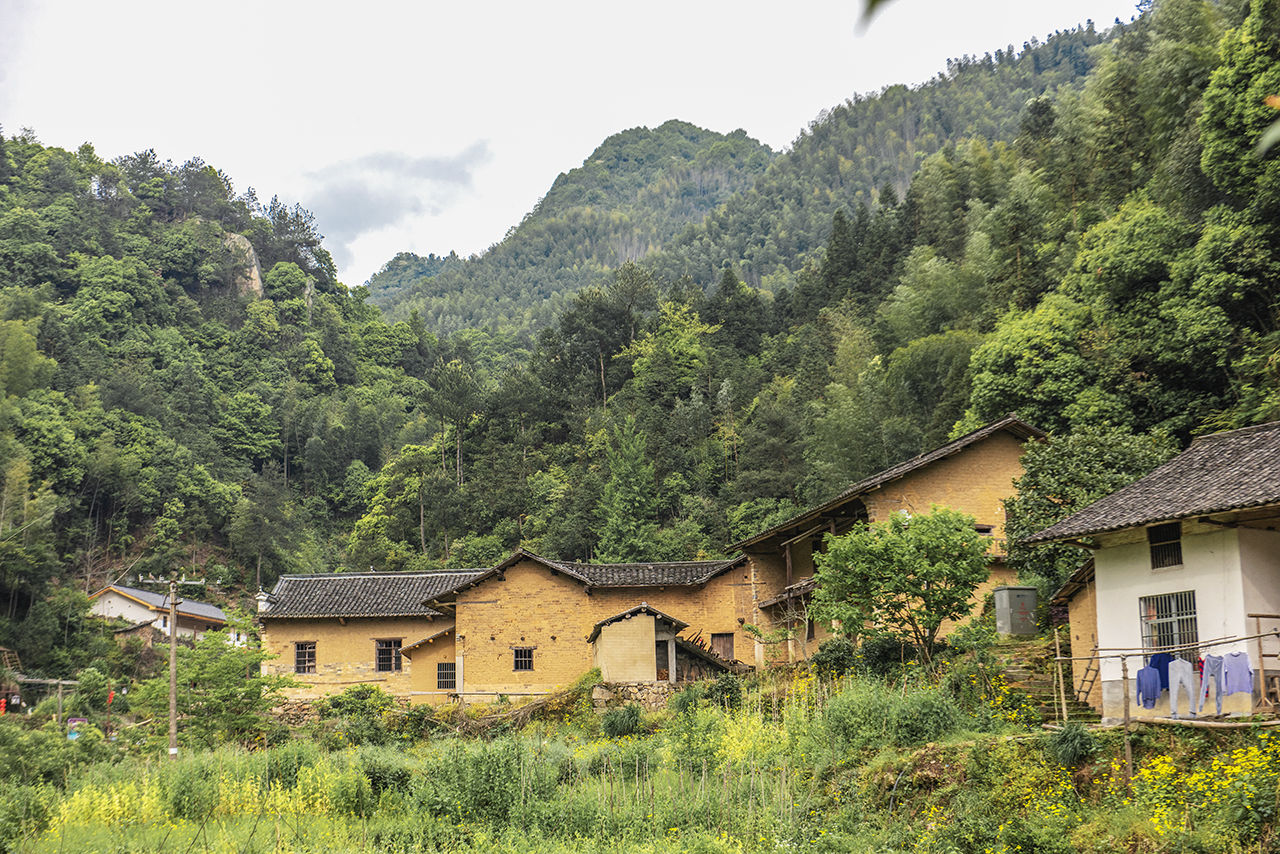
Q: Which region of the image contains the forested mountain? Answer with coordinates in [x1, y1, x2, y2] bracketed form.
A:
[379, 23, 1113, 338]
[0, 0, 1277, 684]
[374, 121, 774, 333]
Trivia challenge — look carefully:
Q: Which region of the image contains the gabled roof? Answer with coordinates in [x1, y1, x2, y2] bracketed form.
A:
[403, 626, 454, 656]
[1051, 559, 1095, 606]
[731, 415, 1044, 549]
[428, 549, 745, 603]
[587, 603, 689, 643]
[92, 585, 227, 623]
[1027, 421, 1280, 543]
[262, 570, 487, 619]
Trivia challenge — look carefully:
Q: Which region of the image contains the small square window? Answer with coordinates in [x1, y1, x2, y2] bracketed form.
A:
[1148, 522, 1183, 569]
[513, 647, 534, 671]
[437, 662, 456, 690]
[295, 642, 316, 674]
[376, 639, 402, 672]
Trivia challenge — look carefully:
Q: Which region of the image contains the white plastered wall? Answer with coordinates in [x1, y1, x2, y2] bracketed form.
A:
[1238, 526, 1280, 667]
[1095, 526, 1252, 720]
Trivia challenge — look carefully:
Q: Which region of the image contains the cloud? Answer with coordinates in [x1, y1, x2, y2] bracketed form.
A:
[303, 141, 491, 270]
[0, 0, 33, 109]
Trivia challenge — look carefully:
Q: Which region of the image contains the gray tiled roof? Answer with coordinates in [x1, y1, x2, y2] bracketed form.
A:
[732, 415, 1044, 549]
[263, 570, 487, 618]
[544, 556, 741, 587]
[102, 585, 227, 623]
[1027, 421, 1280, 543]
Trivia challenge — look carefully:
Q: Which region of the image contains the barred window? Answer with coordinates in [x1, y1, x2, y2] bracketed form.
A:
[437, 662, 456, 690]
[1148, 522, 1183, 569]
[1140, 590, 1198, 661]
[513, 647, 534, 671]
[376, 639, 402, 672]
[295, 641, 316, 674]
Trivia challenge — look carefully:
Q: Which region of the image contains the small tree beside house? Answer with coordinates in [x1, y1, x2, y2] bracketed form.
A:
[811, 507, 991, 664]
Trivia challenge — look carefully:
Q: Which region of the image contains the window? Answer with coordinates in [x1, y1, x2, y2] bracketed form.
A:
[376, 639, 402, 672]
[295, 642, 316, 674]
[513, 647, 534, 671]
[437, 662, 456, 690]
[1140, 590, 1198, 660]
[1148, 522, 1183, 569]
[711, 633, 735, 660]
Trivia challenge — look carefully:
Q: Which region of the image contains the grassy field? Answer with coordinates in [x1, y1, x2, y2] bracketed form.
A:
[3, 659, 1278, 853]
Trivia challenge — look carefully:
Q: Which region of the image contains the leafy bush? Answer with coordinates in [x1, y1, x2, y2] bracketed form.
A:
[265, 739, 322, 788]
[0, 784, 54, 851]
[601, 703, 642, 738]
[358, 746, 414, 797]
[810, 637, 859, 678]
[668, 683, 705, 716]
[318, 684, 399, 746]
[825, 678, 962, 753]
[162, 759, 220, 820]
[705, 673, 743, 710]
[1043, 722, 1098, 767]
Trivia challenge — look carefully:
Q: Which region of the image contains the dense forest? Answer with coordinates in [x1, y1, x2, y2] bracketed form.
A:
[0, 0, 1277, 682]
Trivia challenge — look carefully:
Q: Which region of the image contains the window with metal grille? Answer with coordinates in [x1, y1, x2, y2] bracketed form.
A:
[1148, 522, 1183, 569]
[1139, 590, 1198, 660]
[513, 647, 533, 671]
[295, 641, 316, 674]
[376, 639, 402, 672]
[437, 662, 456, 690]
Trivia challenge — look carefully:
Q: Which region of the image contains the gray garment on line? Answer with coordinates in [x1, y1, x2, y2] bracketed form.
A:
[1198, 654, 1225, 716]
[1168, 657, 1196, 718]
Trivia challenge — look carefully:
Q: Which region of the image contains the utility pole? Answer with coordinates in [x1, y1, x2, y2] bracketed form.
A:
[168, 576, 178, 760]
[140, 573, 205, 762]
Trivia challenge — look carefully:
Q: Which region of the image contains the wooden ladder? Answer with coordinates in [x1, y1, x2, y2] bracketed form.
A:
[1074, 647, 1099, 703]
[0, 647, 21, 675]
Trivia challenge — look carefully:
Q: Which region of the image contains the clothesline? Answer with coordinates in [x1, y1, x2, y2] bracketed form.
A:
[1053, 628, 1280, 663]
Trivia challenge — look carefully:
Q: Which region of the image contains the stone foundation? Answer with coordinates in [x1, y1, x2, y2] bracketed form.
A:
[592, 681, 677, 710]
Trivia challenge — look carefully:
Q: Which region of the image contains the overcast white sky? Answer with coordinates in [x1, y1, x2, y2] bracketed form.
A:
[1, 0, 1139, 287]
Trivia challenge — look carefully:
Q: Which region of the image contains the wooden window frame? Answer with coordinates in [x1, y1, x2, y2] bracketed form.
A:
[295, 641, 316, 674]
[513, 647, 534, 671]
[437, 661, 457, 690]
[1148, 522, 1183, 570]
[375, 638, 402, 672]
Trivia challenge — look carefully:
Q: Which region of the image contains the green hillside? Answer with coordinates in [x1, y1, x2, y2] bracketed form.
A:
[376, 120, 774, 333]
[0, 0, 1277, 686]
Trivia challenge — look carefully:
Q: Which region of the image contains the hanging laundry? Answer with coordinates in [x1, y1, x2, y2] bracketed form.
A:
[1223, 651, 1253, 695]
[1168, 657, 1195, 718]
[1135, 664, 1161, 709]
[1149, 652, 1174, 690]
[1197, 654, 1225, 716]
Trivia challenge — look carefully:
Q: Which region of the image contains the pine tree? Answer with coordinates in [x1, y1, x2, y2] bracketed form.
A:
[594, 416, 658, 562]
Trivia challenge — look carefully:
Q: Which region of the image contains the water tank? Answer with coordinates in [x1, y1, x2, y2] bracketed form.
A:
[993, 585, 1038, 636]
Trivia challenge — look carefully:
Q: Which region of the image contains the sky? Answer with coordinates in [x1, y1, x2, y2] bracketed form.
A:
[0, 0, 1141, 287]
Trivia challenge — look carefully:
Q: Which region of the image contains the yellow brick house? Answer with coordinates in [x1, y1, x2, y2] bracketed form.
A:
[731, 415, 1044, 663]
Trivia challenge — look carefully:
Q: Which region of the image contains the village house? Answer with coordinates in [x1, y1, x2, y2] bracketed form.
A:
[731, 415, 1044, 662]
[256, 570, 485, 703]
[259, 415, 1045, 704]
[258, 553, 745, 705]
[89, 584, 230, 642]
[1030, 420, 1280, 722]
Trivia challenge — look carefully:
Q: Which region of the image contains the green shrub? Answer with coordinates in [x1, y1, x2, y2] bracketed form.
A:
[825, 678, 963, 753]
[601, 703, 642, 738]
[1043, 722, 1099, 767]
[357, 746, 413, 797]
[163, 759, 220, 820]
[265, 739, 322, 787]
[705, 673, 743, 710]
[668, 683, 705, 716]
[810, 637, 859, 678]
[0, 784, 54, 851]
